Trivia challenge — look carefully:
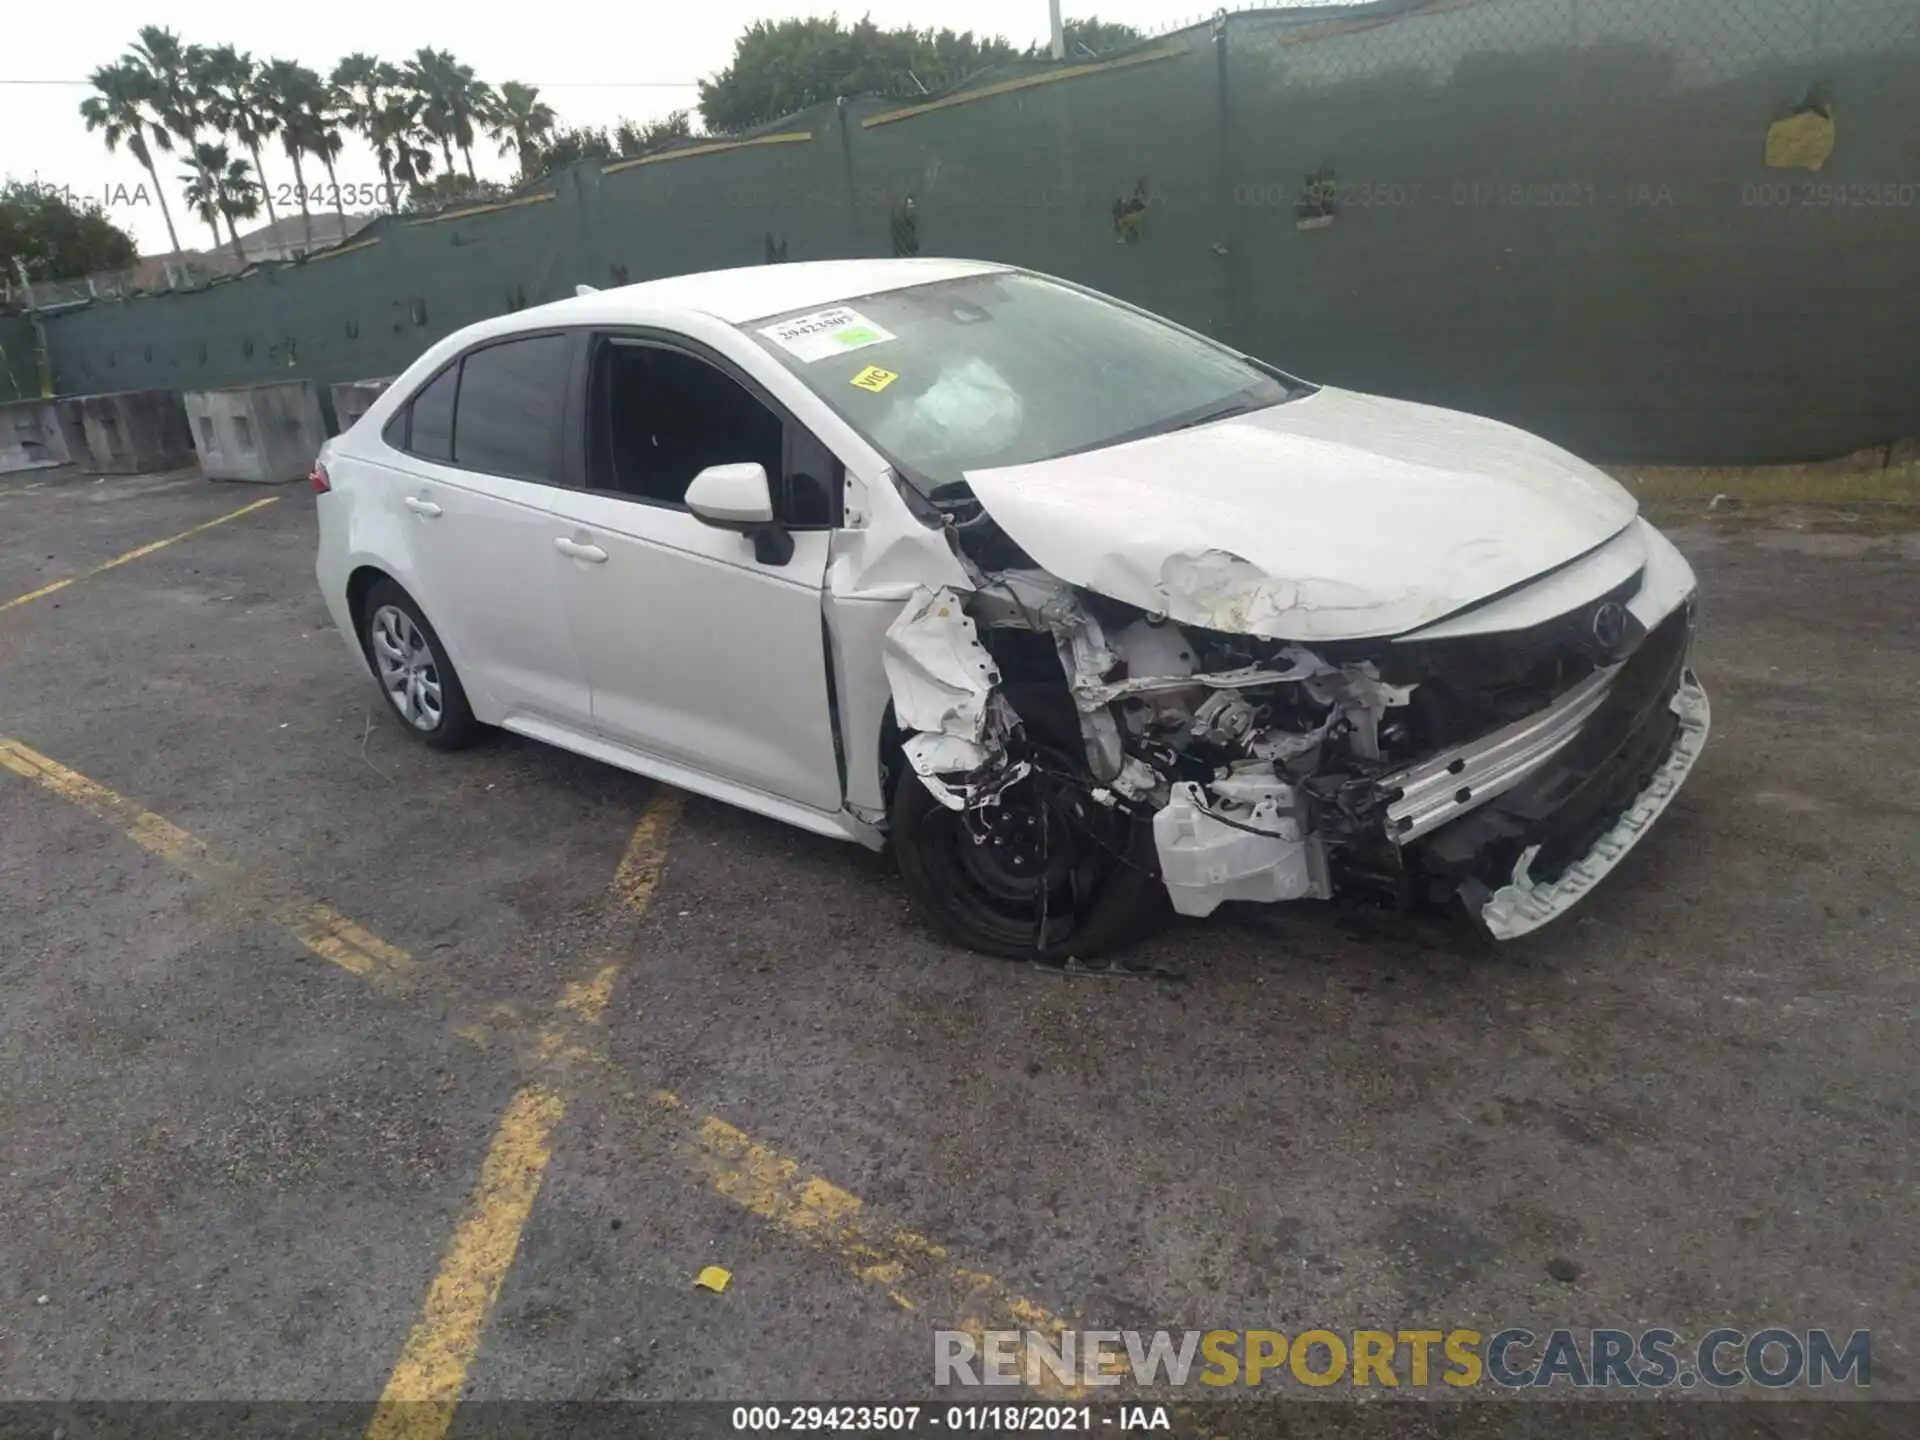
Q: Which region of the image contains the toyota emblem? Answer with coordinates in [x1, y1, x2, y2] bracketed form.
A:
[1591, 601, 1628, 651]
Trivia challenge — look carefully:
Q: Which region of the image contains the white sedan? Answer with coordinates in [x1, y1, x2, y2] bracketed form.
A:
[314, 258, 1708, 959]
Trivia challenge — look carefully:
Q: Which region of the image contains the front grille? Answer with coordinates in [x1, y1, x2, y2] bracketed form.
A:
[1410, 605, 1694, 886]
[1361, 571, 1645, 757]
[1525, 609, 1691, 883]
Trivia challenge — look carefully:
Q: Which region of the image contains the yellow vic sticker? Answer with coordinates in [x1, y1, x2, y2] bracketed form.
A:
[850, 365, 898, 393]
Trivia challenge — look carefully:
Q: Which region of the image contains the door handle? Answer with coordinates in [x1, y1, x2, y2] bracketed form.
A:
[403, 496, 442, 517]
[554, 537, 609, 563]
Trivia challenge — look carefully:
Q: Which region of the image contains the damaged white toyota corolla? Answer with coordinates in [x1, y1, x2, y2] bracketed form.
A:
[314, 257, 1708, 959]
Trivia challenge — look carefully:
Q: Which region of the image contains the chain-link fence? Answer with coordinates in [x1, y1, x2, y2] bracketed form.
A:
[33, 0, 1920, 462]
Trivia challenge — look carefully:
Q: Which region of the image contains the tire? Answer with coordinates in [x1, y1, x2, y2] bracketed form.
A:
[890, 695, 1167, 962]
[360, 579, 481, 750]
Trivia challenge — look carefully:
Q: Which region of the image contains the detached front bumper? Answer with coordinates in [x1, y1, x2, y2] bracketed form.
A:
[1390, 602, 1708, 938]
[1479, 671, 1708, 938]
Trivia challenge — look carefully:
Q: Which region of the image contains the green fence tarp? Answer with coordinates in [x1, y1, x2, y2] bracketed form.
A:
[28, 0, 1920, 463]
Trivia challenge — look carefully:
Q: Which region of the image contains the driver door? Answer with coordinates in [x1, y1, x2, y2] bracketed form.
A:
[546, 332, 845, 813]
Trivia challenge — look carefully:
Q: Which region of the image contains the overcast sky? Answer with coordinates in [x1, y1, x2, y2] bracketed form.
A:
[2, 1, 1327, 257]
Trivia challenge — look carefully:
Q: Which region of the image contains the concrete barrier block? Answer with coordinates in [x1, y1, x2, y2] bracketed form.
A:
[183, 380, 327, 484]
[329, 376, 397, 435]
[50, 389, 195, 475]
[0, 399, 70, 474]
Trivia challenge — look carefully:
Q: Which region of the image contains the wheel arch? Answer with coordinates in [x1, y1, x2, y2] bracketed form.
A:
[348, 567, 459, 685]
[344, 564, 395, 649]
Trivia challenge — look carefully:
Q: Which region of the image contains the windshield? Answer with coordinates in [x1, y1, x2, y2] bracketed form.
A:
[743, 272, 1300, 494]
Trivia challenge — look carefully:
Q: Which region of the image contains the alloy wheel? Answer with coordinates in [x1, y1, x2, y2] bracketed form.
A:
[369, 604, 443, 732]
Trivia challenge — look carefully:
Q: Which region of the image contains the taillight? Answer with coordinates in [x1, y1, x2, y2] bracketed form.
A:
[310, 461, 332, 494]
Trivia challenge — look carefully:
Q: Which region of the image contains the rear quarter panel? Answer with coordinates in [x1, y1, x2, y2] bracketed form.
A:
[314, 437, 442, 689]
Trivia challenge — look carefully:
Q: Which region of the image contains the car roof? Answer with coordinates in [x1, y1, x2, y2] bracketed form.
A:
[518, 257, 1011, 329]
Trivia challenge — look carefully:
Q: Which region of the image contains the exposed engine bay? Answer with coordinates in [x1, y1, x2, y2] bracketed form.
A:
[882, 552, 1707, 940]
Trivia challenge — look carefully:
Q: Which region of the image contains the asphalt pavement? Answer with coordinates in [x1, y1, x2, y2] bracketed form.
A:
[1, 466, 1914, 1424]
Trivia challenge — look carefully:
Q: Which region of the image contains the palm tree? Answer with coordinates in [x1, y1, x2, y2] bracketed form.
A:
[486, 82, 556, 184]
[180, 141, 258, 264]
[125, 25, 204, 141]
[329, 53, 389, 122]
[404, 48, 493, 184]
[261, 59, 328, 251]
[332, 54, 425, 214]
[80, 60, 184, 253]
[402, 49, 455, 176]
[195, 45, 282, 239]
[373, 97, 437, 209]
[309, 92, 351, 231]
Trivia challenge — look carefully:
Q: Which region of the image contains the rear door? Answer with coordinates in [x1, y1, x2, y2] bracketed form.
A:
[545, 332, 844, 812]
[378, 331, 591, 726]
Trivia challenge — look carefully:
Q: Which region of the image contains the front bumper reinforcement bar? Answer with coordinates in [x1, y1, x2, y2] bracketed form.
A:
[1381, 662, 1621, 844]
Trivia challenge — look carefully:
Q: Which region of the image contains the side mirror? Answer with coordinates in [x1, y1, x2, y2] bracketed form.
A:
[685, 462, 793, 565]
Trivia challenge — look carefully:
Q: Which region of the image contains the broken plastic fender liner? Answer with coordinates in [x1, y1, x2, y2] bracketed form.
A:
[902, 733, 990, 775]
[901, 735, 986, 810]
[881, 586, 1003, 739]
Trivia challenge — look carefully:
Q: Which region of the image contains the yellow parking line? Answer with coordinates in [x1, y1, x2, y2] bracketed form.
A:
[609, 792, 1082, 1387]
[362, 1084, 566, 1440]
[0, 737, 210, 867]
[0, 495, 279, 613]
[685, 1108, 1084, 1397]
[2, 748, 1085, 1396]
[557, 963, 622, 1023]
[284, 901, 415, 979]
[612, 789, 682, 914]
[0, 735, 409, 981]
[365, 789, 683, 1440]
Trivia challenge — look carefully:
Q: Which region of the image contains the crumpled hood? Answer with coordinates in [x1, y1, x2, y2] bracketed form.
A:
[962, 386, 1638, 641]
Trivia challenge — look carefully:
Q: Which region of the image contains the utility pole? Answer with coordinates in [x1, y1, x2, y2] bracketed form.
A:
[10, 258, 52, 398]
[1049, 0, 1066, 59]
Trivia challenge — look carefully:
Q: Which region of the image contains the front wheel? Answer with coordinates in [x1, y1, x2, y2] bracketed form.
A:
[360, 579, 481, 750]
[890, 747, 1166, 962]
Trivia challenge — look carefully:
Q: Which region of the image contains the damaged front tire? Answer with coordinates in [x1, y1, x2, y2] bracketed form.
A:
[890, 739, 1166, 962]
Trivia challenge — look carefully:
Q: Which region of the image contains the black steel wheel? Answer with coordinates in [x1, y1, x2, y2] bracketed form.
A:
[891, 741, 1165, 961]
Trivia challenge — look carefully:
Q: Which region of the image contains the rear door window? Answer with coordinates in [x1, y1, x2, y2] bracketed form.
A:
[452, 334, 568, 481]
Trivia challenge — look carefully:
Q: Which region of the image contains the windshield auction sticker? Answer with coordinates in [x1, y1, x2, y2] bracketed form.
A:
[850, 365, 899, 392]
[759, 306, 896, 363]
